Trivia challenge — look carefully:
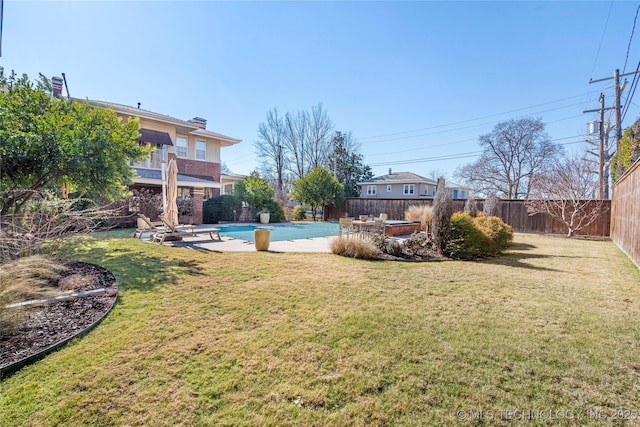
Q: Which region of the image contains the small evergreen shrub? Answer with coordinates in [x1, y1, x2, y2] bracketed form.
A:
[330, 237, 380, 259]
[292, 205, 307, 221]
[446, 212, 487, 260]
[474, 213, 513, 254]
[445, 212, 513, 260]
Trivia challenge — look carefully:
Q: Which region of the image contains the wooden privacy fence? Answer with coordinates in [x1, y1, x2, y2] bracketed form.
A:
[324, 198, 611, 237]
[611, 159, 640, 268]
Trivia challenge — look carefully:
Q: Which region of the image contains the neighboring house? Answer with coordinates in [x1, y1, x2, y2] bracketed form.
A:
[221, 171, 248, 196]
[357, 169, 470, 199]
[85, 99, 242, 224]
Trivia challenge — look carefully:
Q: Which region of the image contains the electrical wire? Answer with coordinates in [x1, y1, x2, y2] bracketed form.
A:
[590, 0, 615, 81]
[358, 92, 601, 142]
[365, 135, 585, 167]
[623, 3, 640, 74]
[359, 101, 592, 147]
[621, 59, 640, 122]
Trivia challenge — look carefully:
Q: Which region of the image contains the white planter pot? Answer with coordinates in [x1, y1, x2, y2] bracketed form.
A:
[259, 212, 270, 224]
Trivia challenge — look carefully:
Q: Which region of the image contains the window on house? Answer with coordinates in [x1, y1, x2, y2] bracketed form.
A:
[176, 136, 188, 158]
[196, 141, 206, 160]
[150, 145, 166, 169]
[204, 188, 213, 199]
[403, 184, 415, 195]
[367, 185, 376, 196]
[387, 185, 392, 192]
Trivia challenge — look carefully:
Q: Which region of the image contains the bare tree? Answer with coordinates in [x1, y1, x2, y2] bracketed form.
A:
[284, 110, 308, 179]
[255, 108, 288, 192]
[456, 118, 563, 199]
[305, 103, 334, 171]
[526, 154, 606, 237]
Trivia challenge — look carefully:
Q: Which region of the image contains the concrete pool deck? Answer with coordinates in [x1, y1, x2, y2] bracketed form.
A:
[136, 223, 413, 253]
[136, 224, 335, 253]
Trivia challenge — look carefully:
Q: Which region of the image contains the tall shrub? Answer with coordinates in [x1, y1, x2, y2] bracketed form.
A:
[203, 195, 242, 223]
[431, 178, 453, 254]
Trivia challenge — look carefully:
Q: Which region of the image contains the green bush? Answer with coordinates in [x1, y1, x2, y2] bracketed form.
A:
[445, 212, 512, 260]
[256, 200, 286, 223]
[203, 195, 242, 224]
[446, 212, 487, 260]
[292, 205, 307, 221]
[474, 213, 513, 254]
[330, 236, 380, 259]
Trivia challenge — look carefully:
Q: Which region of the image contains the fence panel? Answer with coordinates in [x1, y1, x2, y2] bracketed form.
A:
[324, 198, 611, 237]
[611, 159, 640, 268]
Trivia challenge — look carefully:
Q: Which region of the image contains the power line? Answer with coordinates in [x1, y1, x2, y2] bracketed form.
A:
[622, 60, 640, 122]
[359, 101, 591, 147]
[590, 0, 614, 80]
[365, 135, 585, 168]
[359, 92, 599, 142]
[623, 3, 640, 74]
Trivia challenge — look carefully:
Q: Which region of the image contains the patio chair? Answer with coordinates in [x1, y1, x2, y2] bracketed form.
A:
[379, 213, 388, 221]
[339, 218, 354, 237]
[371, 218, 385, 235]
[135, 214, 164, 239]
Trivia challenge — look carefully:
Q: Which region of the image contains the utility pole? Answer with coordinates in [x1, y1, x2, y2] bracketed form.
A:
[585, 68, 639, 197]
[598, 93, 605, 200]
[584, 93, 613, 199]
[589, 69, 637, 157]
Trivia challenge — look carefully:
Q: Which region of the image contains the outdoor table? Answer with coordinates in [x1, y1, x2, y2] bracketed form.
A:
[352, 220, 375, 232]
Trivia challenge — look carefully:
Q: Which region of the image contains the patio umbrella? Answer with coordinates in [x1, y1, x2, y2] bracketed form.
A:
[165, 159, 179, 227]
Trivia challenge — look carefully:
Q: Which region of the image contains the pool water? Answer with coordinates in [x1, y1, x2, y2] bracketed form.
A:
[218, 222, 338, 242]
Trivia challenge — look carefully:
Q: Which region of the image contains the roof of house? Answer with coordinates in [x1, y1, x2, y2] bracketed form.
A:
[220, 171, 247, 181]
[358, 171, 437, 185]
[134, 168, 216, 184]
[83, 99, 241, 146]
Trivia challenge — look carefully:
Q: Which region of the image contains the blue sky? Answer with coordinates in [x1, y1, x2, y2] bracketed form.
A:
[2, 1, 639, 180]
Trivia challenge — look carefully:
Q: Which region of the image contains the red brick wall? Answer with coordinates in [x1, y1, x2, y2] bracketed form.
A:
[169, 153, 221, 180]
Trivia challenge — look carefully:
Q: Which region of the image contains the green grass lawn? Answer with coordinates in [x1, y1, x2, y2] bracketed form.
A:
[1, 233, 640, 426]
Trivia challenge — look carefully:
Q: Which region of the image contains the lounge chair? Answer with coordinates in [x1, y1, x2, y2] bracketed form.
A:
[155, 215, 220, 244]
[135, 214, 164, 239]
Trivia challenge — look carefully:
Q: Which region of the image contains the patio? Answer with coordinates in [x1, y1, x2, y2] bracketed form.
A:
[135, 225, 335, 253]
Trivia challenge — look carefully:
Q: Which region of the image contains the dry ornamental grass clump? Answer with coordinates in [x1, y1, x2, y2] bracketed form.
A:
[404, 205, 434, 233]
[0, 256, 68, 329]
[330, 236, 380, 259]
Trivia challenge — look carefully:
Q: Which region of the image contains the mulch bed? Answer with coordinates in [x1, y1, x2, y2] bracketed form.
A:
[1, 262, 117, 370]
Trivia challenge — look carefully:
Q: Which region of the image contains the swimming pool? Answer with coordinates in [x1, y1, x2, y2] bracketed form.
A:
[218, 222, 338, 242]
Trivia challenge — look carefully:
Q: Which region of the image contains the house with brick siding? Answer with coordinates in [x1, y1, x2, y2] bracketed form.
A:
[87, 99, 243, 225]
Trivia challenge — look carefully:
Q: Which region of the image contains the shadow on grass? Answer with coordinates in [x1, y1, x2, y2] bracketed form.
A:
[483, 251, 561, 272]
[58, 236, 205, 293]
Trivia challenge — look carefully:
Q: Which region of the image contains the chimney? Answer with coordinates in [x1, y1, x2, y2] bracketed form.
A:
[51, 77, 63, 98]
[388, 168, 392, 175]
[189, 117, 207, 129]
